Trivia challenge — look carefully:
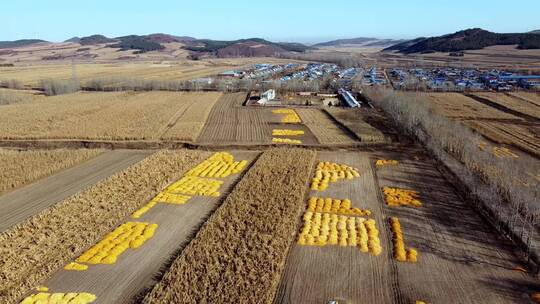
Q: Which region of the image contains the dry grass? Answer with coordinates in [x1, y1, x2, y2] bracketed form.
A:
[471, 92, 540, 119]
[0, 59, 296, 88]
[0, 91, 221, 140]
[143, 148, 316, 304]
[0, 88, 43, 105]
[0, 149, 209, 303]
[423, 92, 521, 120]
[325, 108, 387, 143]
[159, 92, 222, 141]
[465, 121, 540, 157]
[508, 92, 540, 108]
[0, 148, 102, 194]
[295, 108, 356, 144]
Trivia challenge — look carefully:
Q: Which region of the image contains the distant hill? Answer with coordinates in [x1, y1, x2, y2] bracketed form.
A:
[0, 39, 47, 49]
[0, 34, 311, 59]
[383, 37, 426, 52]
[184, 38, 311, 58]
[110, 35, 165, 53]
[384, 28, 540, 53]
[531, 30, 540, 34]
[145, 33, 196, 44]
[64, 37, 81, 43]
[79, 35, 117, 45]
[314, 37, 406, 48]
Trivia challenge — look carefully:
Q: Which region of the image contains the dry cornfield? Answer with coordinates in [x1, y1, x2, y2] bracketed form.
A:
[143, 148, 316, 304]
[0, 91, 222, 140]
[0, 150, 208, 303]
[296, 108, 357, 144]
[0, 148, 102, 194]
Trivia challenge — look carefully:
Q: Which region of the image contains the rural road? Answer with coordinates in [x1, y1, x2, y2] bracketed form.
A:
[0, 150, 152, 232]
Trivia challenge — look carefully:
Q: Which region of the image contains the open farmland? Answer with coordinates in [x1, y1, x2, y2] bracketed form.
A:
[418, 92, 540, 158]
[509, 92, 540, 108]
[197, 93, 272, 144]
[465, 120, 540, 157]
[276, 150, 537, 304]
[0, 150, 209, 303]
[470, 92, 540, 120]
[296, 108, 357, 144]
[31, 151, 258, 303]
[0, 150, 151, 232]
[423, 92, 521, 120]
[0, 91, 222, 140]
[0, 58, 294, 88]
[143, 148, 316, 304]
[325, 108, 387, 143]
[0, 148, 102, 194]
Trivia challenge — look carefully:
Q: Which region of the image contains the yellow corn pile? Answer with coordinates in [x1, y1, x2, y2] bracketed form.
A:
[132, 152, 247, 219]
[383, 187, 422, 207]
[297, 211, 381, 256]
[307, 197, 371, 216]
[477, 141, 488, 151]
[272, 137, 302, 144]
[185, 152, 247, 178]
[492, 147, 519, 159]
[64, 262, 88, 271]
[390, 217, 418, 263]
[376, 159, 399, 166]
[74, 222, 157, 265]
[272, 129, 305, 136]
[272, 109, 302, 123]
[311, 161, 360, 191]
[21, 292, 96, 304]
[36, 287, 49, 292]
[166, 176, 222, 197]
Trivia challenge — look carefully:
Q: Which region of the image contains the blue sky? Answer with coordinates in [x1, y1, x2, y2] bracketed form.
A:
[1, 0, 539, 43]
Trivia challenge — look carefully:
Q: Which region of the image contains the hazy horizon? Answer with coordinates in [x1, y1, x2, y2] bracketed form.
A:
[2, 0, 539, 43]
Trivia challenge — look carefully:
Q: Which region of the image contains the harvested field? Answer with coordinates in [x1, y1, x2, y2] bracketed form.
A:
[157, 92, 222, 141]
[0, 150, 209, 303]
[197, 92, 272, 144]
[470, 92, 540, 120]
[0, 150, 151, 232]
[423, 92, 521, 120]
[465, 120, 540, 157]
[276, 150, 538, 304]
[0, 148, 102, 194]
[0, 91, 221, 140]
[296, 108, 357, 144]
[38, 151, 258, 303]
[508, 92, 540, 108]
[0, 62, 250, 88]
[143, 148, 316, 304]
[325, 108, 387, 143]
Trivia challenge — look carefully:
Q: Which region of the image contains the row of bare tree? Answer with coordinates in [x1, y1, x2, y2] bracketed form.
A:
[364, 87, 540, 260]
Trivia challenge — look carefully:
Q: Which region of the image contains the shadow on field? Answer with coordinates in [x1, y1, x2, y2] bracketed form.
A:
[373, 148, 527, 270]
[478, 277, 540, 303]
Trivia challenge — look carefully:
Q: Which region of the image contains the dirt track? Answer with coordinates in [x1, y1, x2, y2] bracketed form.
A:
[0, 150, 151, 232]
[275, 150, 537, 304]
[37, 151, 259, 304]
